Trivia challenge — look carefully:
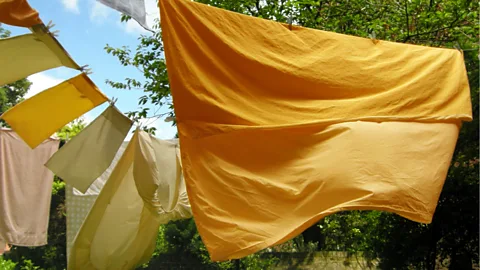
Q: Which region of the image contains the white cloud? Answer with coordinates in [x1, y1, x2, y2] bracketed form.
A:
[90, 1, 111, 23]
[26, 73, 63, 99]
[122, 19, 150, 35]
[81, 112, 96, 124]
[155, 121, 177, 140]
[124, 117, 177, 140]
[60, 0, 80, 14]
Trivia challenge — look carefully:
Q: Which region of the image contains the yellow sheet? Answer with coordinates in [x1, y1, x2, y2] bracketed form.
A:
[0, 25, 80, 86]
[46, 105, 133, 193]
[68, 131, 192, 270]
[1, 73, 108, 149]
[0, 0, 41, 27]
[159, 0, 472, 261]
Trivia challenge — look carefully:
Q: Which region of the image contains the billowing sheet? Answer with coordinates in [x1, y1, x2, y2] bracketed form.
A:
[159, 0, 473, 261]
[0, 73, 108, 149]
[0, 128, 59, 246]
[68, 131, 191, 270]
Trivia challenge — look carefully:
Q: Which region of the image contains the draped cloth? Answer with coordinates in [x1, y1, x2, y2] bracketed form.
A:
[159, 0, 473, 261]
[46, 105, 133, 193]
[66, 142, 128, 264]
[0, 24, 80, 87]
[68, 131, 191, 270]
[0, 0, 41, 27]
[0, 73, 108, 149]
[0, 128, 59, 246]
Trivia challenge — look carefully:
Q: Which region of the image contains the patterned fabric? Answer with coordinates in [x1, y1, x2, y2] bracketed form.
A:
[66, 184, 97, 260]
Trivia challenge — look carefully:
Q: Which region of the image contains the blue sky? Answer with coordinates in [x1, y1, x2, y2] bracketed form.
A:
[3, 0, 177, 140]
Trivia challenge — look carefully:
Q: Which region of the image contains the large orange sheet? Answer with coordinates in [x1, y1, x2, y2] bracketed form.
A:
[159, 0, 472, 261]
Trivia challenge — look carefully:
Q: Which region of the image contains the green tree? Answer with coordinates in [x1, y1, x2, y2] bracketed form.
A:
[108, 0, 479, 269]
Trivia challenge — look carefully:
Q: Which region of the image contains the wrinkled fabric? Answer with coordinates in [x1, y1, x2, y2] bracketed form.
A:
[0, 240, 11, 255]
[0, 25, 80, 86]
[68, 131, 191, 270]
[159, 0, 473, 261]
[0, 73, 108, 149]
[46, 105, 132, 193]
[0, 128, 59, 246]
[0, 0, 41, 27]
[97, 0, 152, 31]
[66, 141, 128, 263]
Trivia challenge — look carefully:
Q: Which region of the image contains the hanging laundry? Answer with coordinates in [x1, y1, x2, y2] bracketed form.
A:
[0, 73, 108, 149]
[0, 241, 11, 255]
[69, 131, 191, 270]
[97, 0, 152, 32]
[158, 0, 473, 261]
[0, 128, 59, 247]
[66, 142, 128, 263]
[0, 24, 80, 86]
[46, 105, 133, 193]
[0, 0, 41, 27]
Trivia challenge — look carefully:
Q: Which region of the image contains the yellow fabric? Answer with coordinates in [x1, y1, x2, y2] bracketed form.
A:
[0, 0, 41, 27]
[66, 142, 128, 264]
[159, 0, 473, 261]
[46, 105, 133, 193]
[1, 73, 108, 149]
[68, 131, 191, 270]
[0, 28, 80, 86]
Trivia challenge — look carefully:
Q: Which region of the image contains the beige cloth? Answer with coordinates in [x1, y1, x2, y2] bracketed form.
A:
[69, 131, 191, 270]
[0, 24, 80, 86]
[66, 142, 128, 263]
[46, 105, 133, 193]
[0, 128, 59, 246]
[0, 240, 10, 255]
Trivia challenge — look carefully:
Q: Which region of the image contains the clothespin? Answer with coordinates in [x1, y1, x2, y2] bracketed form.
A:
[110, 97, 118, 106]
[46, 20, 60, 37]
[453, 42, 463, 52]
[80, 65, 93, 75]
[165, 116, 175, 122]
[368, 31, 379, 44]
[288, 16, 293, 31]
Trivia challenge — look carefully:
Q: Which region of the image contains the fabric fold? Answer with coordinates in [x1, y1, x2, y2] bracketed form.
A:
[0, 25, 80, 86]
[0, 128, 59, 247]
[0, 0, 41, 27]
[68, 131, 192, 270]
[66, 142, 128, 264]
[46, 105, 133, 193]
[159, 0, 473, 261]
[0, 73, 108, 149]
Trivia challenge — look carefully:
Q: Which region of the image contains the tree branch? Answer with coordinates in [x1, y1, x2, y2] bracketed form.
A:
[404, 0, 409, 38]
[402, 14, 464, 42]
[255, 0, 261, 14]
[314, 1, 323, 22]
